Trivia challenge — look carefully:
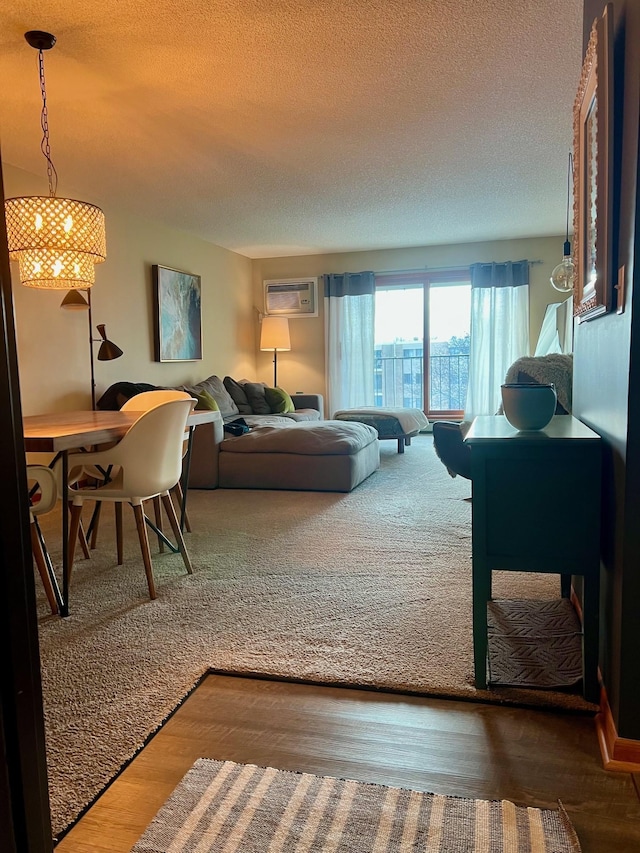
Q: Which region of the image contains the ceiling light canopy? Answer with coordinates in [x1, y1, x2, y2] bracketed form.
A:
[5, 31, 106, 289]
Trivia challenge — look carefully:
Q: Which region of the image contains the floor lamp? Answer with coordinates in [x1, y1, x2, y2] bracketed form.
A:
[61, 289, 123, 409]
[260, 316, 291, 387]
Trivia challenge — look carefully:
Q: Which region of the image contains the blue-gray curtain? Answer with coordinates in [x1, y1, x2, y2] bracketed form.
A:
[464, 260, 530, 419]
[323, 272, 375, 415]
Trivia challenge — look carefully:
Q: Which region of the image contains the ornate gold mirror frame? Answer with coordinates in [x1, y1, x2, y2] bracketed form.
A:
[573, 4, 614, 321]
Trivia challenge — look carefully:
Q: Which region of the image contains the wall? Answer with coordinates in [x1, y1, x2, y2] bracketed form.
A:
[253, 236, 568, 405]
[3, 163, 254, 417]
[574, 0, 640, 738]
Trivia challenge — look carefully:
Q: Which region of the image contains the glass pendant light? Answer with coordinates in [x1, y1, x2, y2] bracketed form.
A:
[550, 152, 575, 293]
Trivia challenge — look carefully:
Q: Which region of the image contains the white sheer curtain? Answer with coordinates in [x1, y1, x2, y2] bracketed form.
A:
[323, 272, 375, 416]
[464, 261, 530, 420]
[534, 296, 574, 356]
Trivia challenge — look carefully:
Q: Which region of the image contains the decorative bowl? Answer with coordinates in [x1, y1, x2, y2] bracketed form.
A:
[501, 383, 557, 431]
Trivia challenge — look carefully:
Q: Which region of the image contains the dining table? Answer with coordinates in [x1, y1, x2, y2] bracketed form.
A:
[23, 408, 216, 616]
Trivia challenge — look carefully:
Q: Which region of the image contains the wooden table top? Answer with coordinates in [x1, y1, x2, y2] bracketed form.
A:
[23, 408, 218, 452]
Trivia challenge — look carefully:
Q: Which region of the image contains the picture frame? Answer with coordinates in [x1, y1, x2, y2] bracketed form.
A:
[573, 3, 614, 321]
[152, 265, 202, 362]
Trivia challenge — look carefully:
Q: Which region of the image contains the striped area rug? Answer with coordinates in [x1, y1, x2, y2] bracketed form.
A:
[131, 759, 582, 853]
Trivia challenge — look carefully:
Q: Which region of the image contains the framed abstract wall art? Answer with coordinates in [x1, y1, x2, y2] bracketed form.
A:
[153, 265, 202, 362]
[573, 3, 614, 321]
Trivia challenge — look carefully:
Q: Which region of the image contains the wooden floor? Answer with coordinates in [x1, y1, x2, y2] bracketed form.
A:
[56, 675, 640, 852]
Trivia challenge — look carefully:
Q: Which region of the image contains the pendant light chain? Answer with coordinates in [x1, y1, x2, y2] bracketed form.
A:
[37, 47, 58, 198]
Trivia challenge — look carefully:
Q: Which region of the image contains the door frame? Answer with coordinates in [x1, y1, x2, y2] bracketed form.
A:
[0, 156, 54, 851]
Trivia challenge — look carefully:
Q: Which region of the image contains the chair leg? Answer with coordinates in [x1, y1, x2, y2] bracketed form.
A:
[68, 499, 91, 560]
[161, 492, 193, 575]
[67, 503, 84, 590]
[152, 496, 165, 553]
[30, 520, 59, 615]
[78, 521, 92, 560]
[171, 482, 192, 533]
[132, 503, 157, 600]
[89, 501, 102, 550]
[115, 503, 124, 565]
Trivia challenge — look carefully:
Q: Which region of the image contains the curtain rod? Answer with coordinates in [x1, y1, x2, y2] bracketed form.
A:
[375, 260, 543, 275]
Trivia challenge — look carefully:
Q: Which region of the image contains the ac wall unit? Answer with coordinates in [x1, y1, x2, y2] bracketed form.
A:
[264, 277, 318, 318]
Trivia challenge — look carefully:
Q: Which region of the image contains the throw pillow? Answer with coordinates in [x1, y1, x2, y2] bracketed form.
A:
[194, 390, 220, 411]
[242, 381, 272, 415]
[223, 376, 253, 415]
[265, 386, 295, 414]
[181, 375, 239, 418]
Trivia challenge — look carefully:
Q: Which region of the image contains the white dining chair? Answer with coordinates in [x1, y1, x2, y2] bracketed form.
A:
[66, 398, 195, 600]
[84, 390, 195, 559]
[121, 390, 195, 548]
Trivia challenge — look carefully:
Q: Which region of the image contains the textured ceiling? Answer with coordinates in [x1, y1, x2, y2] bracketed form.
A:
[0, 0, 583, 258]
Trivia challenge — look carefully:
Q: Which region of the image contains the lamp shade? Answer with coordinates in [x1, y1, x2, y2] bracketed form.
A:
[96, 324, 123, 361]
[60, 289, 90, 310]
[260, 316, 291, 351]
[5, 196, 106, 289]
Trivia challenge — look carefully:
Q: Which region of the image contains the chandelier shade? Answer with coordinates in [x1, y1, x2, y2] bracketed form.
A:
[5, 31, 107, 289]
[5, 196, 106, 289]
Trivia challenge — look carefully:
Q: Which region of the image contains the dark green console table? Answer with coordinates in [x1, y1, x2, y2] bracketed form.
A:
[464, 415, 602, 702]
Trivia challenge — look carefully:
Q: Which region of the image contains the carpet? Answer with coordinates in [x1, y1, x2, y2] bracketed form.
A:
[131, 758, 582, 852]
[35, 436, 596, 837]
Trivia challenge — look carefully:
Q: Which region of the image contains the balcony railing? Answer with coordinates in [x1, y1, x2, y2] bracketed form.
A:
[374, 353, 469, 412]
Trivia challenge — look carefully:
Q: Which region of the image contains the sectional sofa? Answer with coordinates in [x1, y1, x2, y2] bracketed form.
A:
[98, 376, 380, 492]
[180, 376, 379, 492]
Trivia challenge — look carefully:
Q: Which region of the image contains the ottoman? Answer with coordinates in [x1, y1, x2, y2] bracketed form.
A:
[333, 407, 430, 453]
[218, 421, 379, 491]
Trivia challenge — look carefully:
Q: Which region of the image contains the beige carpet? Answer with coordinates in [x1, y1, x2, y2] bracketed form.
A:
[132, 759, 582, 852]
[35, 436, 595, 838]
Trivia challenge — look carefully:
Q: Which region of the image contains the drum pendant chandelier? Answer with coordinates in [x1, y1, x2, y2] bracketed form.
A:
[5, 31, 106, 289]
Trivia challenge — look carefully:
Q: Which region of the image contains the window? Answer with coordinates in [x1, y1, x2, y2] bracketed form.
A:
[374, 271, 471, 419]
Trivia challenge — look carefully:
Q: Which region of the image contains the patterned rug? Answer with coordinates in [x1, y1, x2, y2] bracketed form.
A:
[131, 759, 582, 853]
[488, 599, 583, 689]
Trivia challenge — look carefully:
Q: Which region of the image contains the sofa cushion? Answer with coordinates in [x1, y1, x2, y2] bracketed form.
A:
[194, 390, 220, 411]
[241, 415, 297, 428]
[242, 381, 272, 415]
[181, 375, 238, 418]
[223, 376, 253, 414]
[283, 409, 321, 422]
[265, 386, 295, 414]
[220, 421, 378, 455]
